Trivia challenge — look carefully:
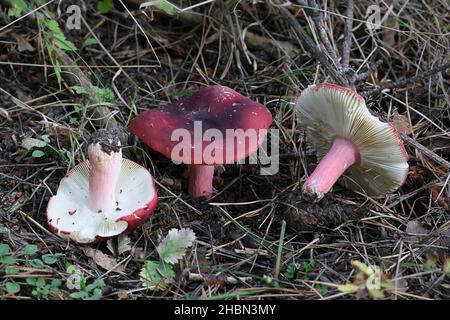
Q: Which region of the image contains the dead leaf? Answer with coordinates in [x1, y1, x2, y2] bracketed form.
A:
[117, 289, 129, 300]
[12, 33, 35, 52]
[391, 112, 412, 135]
[83, 247, 125, 273]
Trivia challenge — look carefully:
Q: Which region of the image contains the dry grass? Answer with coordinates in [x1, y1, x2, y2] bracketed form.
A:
[0, 0, 449, 300]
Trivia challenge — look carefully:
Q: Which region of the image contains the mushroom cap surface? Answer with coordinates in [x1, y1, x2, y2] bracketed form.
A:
[296, 83, 409, 196]
[128, 85, 272, 165]
[46, 159, 157, 243]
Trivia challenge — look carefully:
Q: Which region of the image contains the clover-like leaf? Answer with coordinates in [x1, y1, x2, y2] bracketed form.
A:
[157, 228, 196, 264]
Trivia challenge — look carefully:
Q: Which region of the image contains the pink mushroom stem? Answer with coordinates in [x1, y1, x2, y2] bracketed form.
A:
[188, 164, 215, 199]
[303, 137, 360, 199]
[87, 143, 122, 213]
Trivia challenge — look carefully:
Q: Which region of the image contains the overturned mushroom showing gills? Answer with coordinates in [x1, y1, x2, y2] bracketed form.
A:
[296, 83, 409, 201]
[46, 129, 158, 243]
[128, 85, 272, 199]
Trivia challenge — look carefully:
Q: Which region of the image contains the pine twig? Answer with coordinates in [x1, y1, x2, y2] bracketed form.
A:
[277, 3, 350, 86]
[352, 59, 383, 82]
[360, 62, 450, 98]
[341, 0, 354, 69]
[401, 133, 450, 171]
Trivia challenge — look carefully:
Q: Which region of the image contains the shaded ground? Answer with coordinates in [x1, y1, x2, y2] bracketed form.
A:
[0, 0, 449, 299]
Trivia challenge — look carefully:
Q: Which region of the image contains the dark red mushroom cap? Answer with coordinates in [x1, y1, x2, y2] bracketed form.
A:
[128, 85, 272, 165]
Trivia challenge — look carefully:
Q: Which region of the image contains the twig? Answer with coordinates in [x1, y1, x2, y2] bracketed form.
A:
[352, 59, 383, 82]
[360, 62, 450, 98]
[341, 0, 354, 69]
[276, 3, 350, 86]
[401, 133, 450, 171]
[187, 272, 252, 285]
[308, 0, 340, 67]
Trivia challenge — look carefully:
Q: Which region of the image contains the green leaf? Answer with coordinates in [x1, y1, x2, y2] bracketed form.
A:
[82, 38, 98, 48]
[140, 1, 177, 15]
[42, 254, 58, 265]
[97, 0, 114, 14]
[157, 228, 196, 264]
[1, 255, 17, 265]
[53, 33, 77, 51]
[72, 86, 89, 95]
[4, 282, 21, 294]
[299, 258, 315, 273]
[0, 243, 10, 255]
[140, 260, 175, 291]
[28, 258, 45, 268]
[70, 291, 87, 299]
[23, 244, 38, 255]
[91, 85, 115, 102]
[50, 279, 62, 288]
[35, 278, 47, 288]
[337, 283, 360, 293]
[87, 288, 103, 300]
[155, 1, 176, 15]
[8, 0, 28, 17]
[284, 263, 297, 280]
[26, 278, 37, 285]
[5, 267, 20, 275]
[31, 150, 46, 158]
[45, 19, 61, 33]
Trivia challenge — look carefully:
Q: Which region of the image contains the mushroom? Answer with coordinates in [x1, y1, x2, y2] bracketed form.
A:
[128, 85, 272, 199]
[46, 129, 158, 243]
[296, 83, 409, 201]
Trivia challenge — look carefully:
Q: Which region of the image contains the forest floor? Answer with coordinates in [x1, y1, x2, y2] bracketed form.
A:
[0, 0, 449, 300]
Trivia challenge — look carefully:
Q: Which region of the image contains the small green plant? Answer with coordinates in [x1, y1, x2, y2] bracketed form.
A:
[0, 244, 16, 265]
[1, 243, 64, 298]
[66, 264, 106, 300]
[8, 0, 29, 17]
[97, 0, 114, 14]
[338, 261, 394, 299]
[283, 258, 315, 280]
[26, 278, 62, 299]
[140, 228, 196, 291]
[73, 85, 116, 103]
[21, 136, 50, 159]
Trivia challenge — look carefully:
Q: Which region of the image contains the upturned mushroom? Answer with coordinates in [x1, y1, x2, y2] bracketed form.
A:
[296, 83, 409, 201]
[46, 129, 158, 243]
[128, 85, 272, 199]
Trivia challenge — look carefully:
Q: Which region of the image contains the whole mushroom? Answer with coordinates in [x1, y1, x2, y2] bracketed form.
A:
[296, 83, 409, 201]
[46, 129, 158, 243]
[128, 85, 273, 199]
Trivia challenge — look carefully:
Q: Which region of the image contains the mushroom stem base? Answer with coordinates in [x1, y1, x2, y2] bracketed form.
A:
[188, 164, 215, 199]
[303, 137, 360, 201]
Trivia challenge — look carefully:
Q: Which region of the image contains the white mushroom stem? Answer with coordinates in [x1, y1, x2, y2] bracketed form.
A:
[87, 143, 122, 213]
[303, 137, 360, 200]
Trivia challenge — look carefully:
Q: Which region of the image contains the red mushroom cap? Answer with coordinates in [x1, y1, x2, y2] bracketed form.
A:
[128, 85, 272, 165]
